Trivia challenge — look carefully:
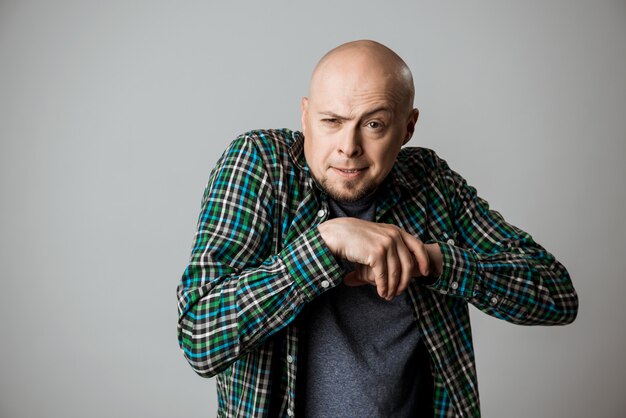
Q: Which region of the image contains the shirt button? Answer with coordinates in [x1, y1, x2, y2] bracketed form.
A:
[317, 209, 326, 218]
[451, 281, 459, 290]
[446, 238, 455, 245]
[490, 296, 498, 306]
[287, 355, 294, 364]
[321, 280, 330, 288]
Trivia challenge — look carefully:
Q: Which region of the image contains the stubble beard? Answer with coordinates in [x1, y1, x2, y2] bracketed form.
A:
[313, 173, 378, 203]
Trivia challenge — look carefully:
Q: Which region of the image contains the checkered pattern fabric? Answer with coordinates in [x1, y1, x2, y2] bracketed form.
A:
[177, 129, 578, 417]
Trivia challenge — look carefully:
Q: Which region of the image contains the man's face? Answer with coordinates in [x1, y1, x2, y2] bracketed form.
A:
[301, 66, 418, 203]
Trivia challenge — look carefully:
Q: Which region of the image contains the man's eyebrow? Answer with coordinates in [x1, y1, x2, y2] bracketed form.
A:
[318, 111, 347, 120]
[318, 107, 392, 120]
[362, 107, 392, 118]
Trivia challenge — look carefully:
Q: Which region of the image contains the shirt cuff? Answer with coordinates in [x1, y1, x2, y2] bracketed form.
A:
[280, 227, 344, 301]
[426, 242, 480, 298]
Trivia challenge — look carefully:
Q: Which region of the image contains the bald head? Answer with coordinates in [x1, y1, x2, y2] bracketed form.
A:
[300, 40, 420, 202]
[309, 40, 415, 113]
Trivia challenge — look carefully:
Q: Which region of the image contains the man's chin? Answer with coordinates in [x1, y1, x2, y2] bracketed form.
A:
[320, 182, 377, 203]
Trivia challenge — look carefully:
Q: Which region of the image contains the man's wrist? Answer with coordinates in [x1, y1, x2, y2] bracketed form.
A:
[424, 243, 443, 278]
[317, 221, 337, 255]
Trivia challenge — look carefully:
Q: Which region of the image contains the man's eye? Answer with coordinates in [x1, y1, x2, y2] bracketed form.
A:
[367, 121, 383, 129]
[322, 118, 338, 124]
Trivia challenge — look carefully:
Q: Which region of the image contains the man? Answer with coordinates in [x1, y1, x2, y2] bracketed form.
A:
[177, 40, 578, 417]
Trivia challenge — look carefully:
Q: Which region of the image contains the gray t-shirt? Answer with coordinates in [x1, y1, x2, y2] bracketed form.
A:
[302, 192, 433, 417]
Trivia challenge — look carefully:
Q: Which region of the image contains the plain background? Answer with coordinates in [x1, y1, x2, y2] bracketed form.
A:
[1, 1, 625, 417]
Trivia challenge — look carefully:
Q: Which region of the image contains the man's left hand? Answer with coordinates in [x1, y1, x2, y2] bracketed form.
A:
[343, 242, 443, 297]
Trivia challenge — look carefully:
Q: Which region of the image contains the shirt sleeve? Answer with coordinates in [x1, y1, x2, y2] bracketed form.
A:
[425, 155, 579, 325]
[176, 135, 343, 377]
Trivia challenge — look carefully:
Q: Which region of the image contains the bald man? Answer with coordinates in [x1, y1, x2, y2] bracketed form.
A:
[177, 40, 578, 417]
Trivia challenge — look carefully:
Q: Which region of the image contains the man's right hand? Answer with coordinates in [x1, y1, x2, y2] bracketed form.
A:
[317, 218, 434, 301]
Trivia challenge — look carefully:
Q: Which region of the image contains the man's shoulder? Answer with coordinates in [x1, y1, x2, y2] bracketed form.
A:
[397, 146, 441, 167]
[216, 129, 307, 185]
[394, 146, 445, 186]
[233, 128, 301, 153]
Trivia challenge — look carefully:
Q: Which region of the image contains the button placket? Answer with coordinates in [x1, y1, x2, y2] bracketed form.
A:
[284, 327, 298, 418]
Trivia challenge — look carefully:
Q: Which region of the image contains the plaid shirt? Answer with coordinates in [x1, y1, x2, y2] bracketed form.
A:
[177, 128, 578, 417]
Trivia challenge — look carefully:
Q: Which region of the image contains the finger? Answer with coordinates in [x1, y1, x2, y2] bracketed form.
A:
[359, 264, 376, 286]
[369, 249, 388, 300]
[343, 270, 368, 287]
[395, 234, 416, 295]
[400, 230, 430, 277]
[386, 243, 401, 300]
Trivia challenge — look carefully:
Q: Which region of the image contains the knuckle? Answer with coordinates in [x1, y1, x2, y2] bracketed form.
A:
[373, 245, 387, 257]
[381, 236, 393, 246]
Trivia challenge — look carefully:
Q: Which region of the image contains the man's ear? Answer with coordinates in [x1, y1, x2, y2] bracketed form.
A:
[403, 108, 419, 145]
[301, 97, 309, 135]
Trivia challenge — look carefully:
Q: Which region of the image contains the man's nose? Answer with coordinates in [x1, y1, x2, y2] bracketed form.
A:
[337, 128, 362, 158]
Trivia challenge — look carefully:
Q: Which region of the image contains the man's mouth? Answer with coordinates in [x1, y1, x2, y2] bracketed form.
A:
[332, 167, 367, 177]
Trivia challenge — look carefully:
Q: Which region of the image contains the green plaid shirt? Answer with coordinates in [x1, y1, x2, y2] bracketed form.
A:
[177, 129, 578, 417]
